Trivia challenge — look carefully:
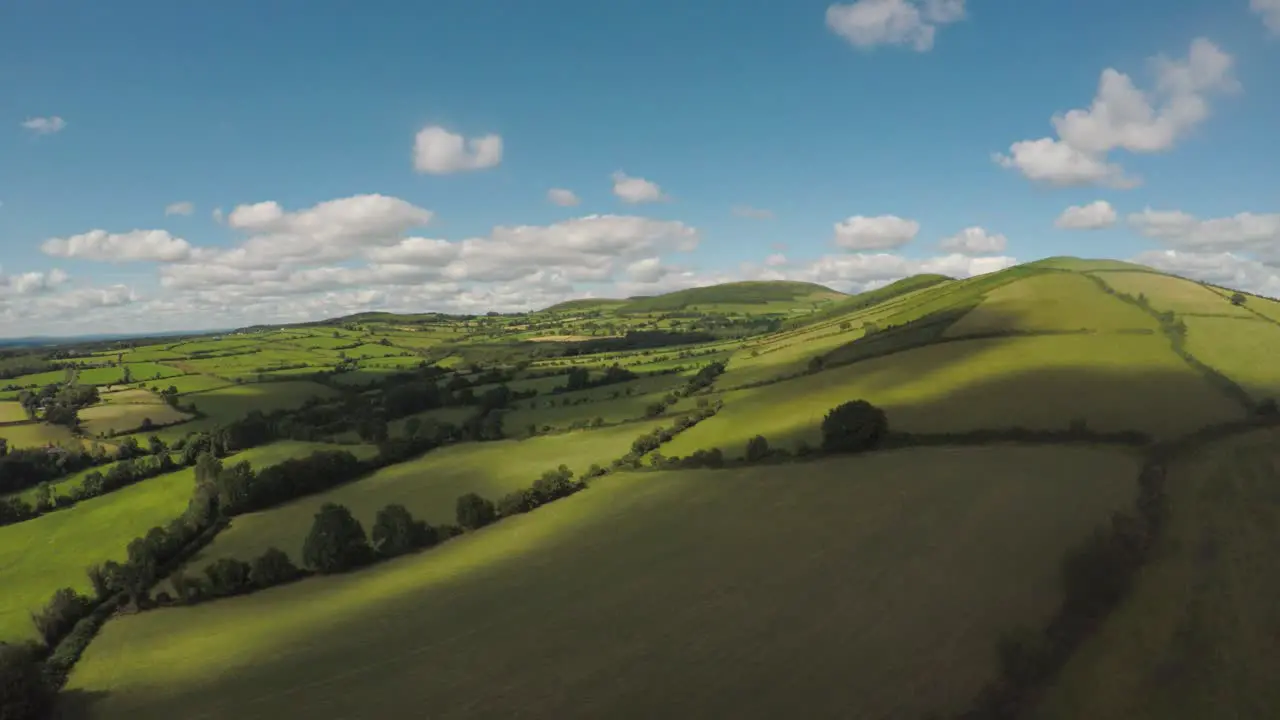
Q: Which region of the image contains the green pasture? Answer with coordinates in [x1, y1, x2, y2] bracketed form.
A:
[150, 374, 236, 395]
[7, 451, 176, 505]
[65, 445, 1135, 720]
[1096, 271, 1253, 317]
[502, 392, 672, 435]
[99, 389, 161, 405]
[2, 369, 70, 389]
[943, 272, 1157, 336]
[183, 381, 340, 421]
[79, 403, 193, 437]
[0, 401, 27, 423]
[192, 419, 669, 571]
[662, 334, 1241, 459]
[0, 441, 367, 643]
[721, 327, 864, 388]
[341, 343, 410, 359]
[0, 421, 77, 449]
[1181, 316, 1280, 402]
[1027, 257, 1152, 272]
[1033, 427, 1280, 720]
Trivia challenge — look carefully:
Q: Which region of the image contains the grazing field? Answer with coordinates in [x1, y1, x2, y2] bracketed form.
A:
[99, 389, 161, 405]
[79, 403, 193, 437]
[1181, 316, 1280, 402]
[720, 327, 865, 388]
[193, 420, 669, 571]
[1033, 428, 1280, 720]
[1097, 271, 1253, 316]
[183, 381, 340, 421]
[943, 273, 1157, 336]
[151, 373, 236, 395]
[663, 334, 1240, 459]
[65, 445, 1137, 720]
[386, 406, 478, 437]
[0, 400, 27, 422]
[0, 441, 366, 643]
[502, 392, 670, 435]
[0, 421, 77, 448]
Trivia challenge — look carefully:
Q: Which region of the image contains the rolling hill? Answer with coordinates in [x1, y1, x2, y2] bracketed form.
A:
[3, 257, 1279, 720]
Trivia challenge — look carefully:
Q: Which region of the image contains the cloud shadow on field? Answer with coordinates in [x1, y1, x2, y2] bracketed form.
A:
[51, 688, 111, 720]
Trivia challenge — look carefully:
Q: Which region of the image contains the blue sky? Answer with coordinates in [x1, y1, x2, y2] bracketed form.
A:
[1, 0, 1278, 337]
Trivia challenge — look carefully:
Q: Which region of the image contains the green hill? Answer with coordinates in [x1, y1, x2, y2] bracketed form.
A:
[10, 256, 1280, 720]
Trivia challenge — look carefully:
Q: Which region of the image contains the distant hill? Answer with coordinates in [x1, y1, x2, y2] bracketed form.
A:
[540, 298, 631, 313]
[539, 280, 845, 315]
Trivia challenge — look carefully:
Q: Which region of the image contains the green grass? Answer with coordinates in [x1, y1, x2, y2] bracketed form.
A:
[183, 381, 340, 421]
[190, 420, 669, 572]
[0, 421, 77, 449]
[1180, 316, 1280, 403]
[0, 441, 366, 643]
[79, 403, 194, 437]
[615, 280, 844, 314]
[943, 272, 1158, 336]
[122, 362, 186, 381]
[1033, 427, 1280, 720]
[663, 334, 1241, 459]
[0, 401, 27, 422]
[1026, 257, 1154, 272]
[147, 374, 235, 395]
[1097, 271, 1254, 317]
[64, 445, 1136, 720]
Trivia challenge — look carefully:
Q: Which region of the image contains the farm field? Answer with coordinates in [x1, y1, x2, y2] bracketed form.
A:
[1096, 271, 1253, 317]
[0, 441, 367, 643]
[193, 419, 670, 571]
[1181, 316, 1280, 402]
[0, 421, 78, 448]
[1032, 427, 1280, 720]
[182, 381, 340, 420]
[64, 445, 1137, 720]
[942, 272, 1158, 336]
[0, 400, 27, 422]
[150, 373, 236, 395]
[662, 334, 1241, 459]
[79, 403, 193, 437]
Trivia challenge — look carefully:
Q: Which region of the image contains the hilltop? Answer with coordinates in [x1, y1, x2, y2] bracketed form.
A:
[1, 256, 1279, 720]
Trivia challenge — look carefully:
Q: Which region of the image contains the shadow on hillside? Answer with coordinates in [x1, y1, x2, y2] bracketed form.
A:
[51, 688, 111, 720]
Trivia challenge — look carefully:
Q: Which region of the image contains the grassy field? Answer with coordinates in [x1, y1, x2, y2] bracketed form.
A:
[1180, 316, 1280, 402]
[663, 334, 1241, 459]
[0, 421, 78, 448]
[1032, 428, 1280, 720]
[1097, 271, 1254, 317]
[192, 420, 669, 572]
[149, 374, 235, 395]
[64, 445, 1137, 720]
[943, 273, 1157, 336]
[0, 400, 27, 422]
[79, 403, 193, 437]
[183, 381, 340, 421]
[0, 441, 366, 643]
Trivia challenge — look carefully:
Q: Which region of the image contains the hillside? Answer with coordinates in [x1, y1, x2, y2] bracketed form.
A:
[2, 256, 1279, 719]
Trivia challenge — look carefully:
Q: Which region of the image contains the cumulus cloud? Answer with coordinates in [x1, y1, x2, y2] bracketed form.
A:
[1253, 0, 1280, 33]
[1128, 208, 1280, 255]
[794, 252, 1015, 290]
[412, 126, 503, 174]
[21, 116, 66, 135]
[42, 229, 193, 263]
[1056, 200, 1118, 230]
[547, 188, 581, 207]
[165, 201, 195, 216]
[833, 215, 920, 250]
[611, 171, 667, 204]
[995, 38, 1237, 187]
[733, 205, 775, 220]
[826, 0, 965, 51]
[625, 257, 671, 284]
[1131, 249, 1280, 298]
[939, 226, 1008, 254]
[765, 253, 788, 266]
[0, 267, 69, 296]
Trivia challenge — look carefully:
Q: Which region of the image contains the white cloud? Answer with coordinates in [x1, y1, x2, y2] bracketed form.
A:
[1131, 250, 1280, 298]
[1251, 0, 1280, 34]
[1055, 200, 1118, 230]
[825, 0, 965, 52]
[833, 215, 920, 250]
[793, 252, 1015, 291]
[1128, 208, 1280, 254]
[733, 205, 775, 220]
[547, 188, 581, 207]
[41, 229, 193, 263]
[211, 207, 225, 224]
[995, 38, 1237, 187]
[611, 171, 667, 204]
[764, 253, 788, 266]
[939, 226, 1008, 254]
[0, 267, 69, 296]
[625, 257, 671, 284]
[412, 126, 503, 174]
[21, 116, 66, 135]
[164, 201, 195, 216]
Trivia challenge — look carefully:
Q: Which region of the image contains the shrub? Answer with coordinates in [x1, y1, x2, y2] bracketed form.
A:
[29, 588, 94, 647]
[204, 558, 253, 597]
[455, 493, 497, 530]
[250, 547, 301, 588]
[0, 641, 52, 719]
[745, 435, 770, 462]
[820, 400, 888, 454]
[497, 489, 536, 517]
[371, 504, 436, 557]
[302, 503, 373, 574]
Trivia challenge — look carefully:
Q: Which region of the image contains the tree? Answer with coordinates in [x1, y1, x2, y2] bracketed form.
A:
[371, 504, 435, 557]
[1229, 292, 1246, 306]
[820, 400, 888, 453]
[301, 503, 372, 574]
[203, 558, 253, 597]
[147, 435, 168, 456]
[455, 492, 496, 530]
[745, 435, 770, 462]
[29, 587, 93, 646]
[0, 641, 52, 720]
[251, 547, 301, 588]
